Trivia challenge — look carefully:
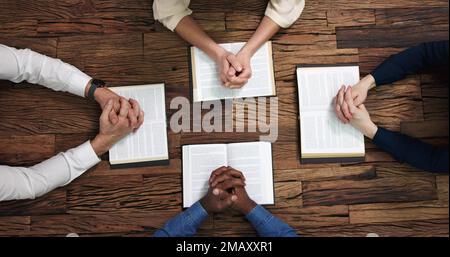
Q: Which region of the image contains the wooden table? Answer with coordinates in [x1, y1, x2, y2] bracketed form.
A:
[0, 0, 448, 237]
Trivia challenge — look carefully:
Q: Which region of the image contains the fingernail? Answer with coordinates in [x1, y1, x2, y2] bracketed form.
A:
[213, 189, 219, 196]
[231, 195, 238, 201]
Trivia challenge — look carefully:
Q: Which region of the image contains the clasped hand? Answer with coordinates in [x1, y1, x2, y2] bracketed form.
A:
[201, 166, 257, 215]
[216, 48, 252, 89]
[91, 88, 145, 156]
[333, 76, 378, 139]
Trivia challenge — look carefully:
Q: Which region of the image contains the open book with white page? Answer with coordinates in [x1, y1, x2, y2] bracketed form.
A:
[182, 142, 274, 208]
[109, 84, 169, 168]
[190, 41, 276, 102]
[297, 65, 366, 163]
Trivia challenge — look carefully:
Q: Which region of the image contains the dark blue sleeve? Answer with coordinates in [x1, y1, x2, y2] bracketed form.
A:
[246, 205, 298, 237]
[153, 201, 209, 237]
[373, 127, 449, 173]
[371, 41, 449, 86]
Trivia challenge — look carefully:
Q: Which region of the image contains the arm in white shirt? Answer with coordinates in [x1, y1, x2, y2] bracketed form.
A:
[0, 44, 101, 201]
[152, 0, 305, 31]
[0, 142, 100, 201]
[0, 44, 92, 97]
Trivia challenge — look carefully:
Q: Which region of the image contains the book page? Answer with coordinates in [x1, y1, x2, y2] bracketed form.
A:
[300, 111, 365, 156]
[297, 66, 360, 112]
[297, 66, 365, 157]
[109, 84, 169, 165]
[227, 142, 274, 205]
[192, 42, 275, 102]
[182, 144, 228, 208]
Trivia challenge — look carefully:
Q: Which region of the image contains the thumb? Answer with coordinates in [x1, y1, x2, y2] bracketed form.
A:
[359, 104, 368, 112]
[228, 66, 236, 77]
[227, 55, 242, 72]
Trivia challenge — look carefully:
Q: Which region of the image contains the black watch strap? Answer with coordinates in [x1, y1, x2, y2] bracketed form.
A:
[87, 79, 106, 100]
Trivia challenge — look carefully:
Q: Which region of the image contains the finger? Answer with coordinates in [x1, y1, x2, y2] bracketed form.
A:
[338, 86, 345, 106]
[227, 55, 242, 72]
[344, 87, 353, 120]
[225, 167, 246, 181]
[224, 195, 236, 208]
[128, 99, 139, 128]
[221, 58, 231, 85]
[210, 167, 246, 186]
[113, 100, 121, 113]
[209, 166, 229, 183]
[334, 92, 349, 123]
[100, 100, 114, 123]
[210, 173, 233, 187]
[119, 98, 130, 118]
[213, 188, 231, 200]
[345, 87, 358, 114]
[219, 178, 246, 191]
[230, 68, 251, 88]
[109, 108, 119, 125]
[227, 67, 237, 78]
[335, 103, 348, 123]
[134, 110, 145, 132]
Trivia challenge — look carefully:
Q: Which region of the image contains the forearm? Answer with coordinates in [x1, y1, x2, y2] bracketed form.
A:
[154, 201, 209, 237]
[0, 44, 91, 97]
[373, 127, 449, 173]
[246, 205, 298, 237]
[0, 141, 100, 201]
[175, 16, 224, 61]
[371, 41, 449, 86]
[240, 16, 280, 57]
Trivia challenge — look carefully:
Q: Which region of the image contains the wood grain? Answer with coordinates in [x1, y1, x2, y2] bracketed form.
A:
[0, 0, 448, 237]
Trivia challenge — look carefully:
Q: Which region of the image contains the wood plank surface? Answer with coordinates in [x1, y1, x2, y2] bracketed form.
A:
[0, 0, 448, 237]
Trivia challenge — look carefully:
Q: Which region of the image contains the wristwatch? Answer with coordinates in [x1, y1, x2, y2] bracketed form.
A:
[87, 79, 106, 101]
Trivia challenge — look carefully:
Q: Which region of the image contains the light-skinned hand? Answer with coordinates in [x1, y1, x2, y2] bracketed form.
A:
[334, 74, 376, 123]
[226, 50, 252, 88]
[91, 86, 144, 131]
[344, 87, 379, 139]
[90, 98, 135, 156]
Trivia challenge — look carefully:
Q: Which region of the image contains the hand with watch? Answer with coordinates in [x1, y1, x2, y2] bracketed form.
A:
[86, 79, 144, 127]
[85, 79, 145, 156]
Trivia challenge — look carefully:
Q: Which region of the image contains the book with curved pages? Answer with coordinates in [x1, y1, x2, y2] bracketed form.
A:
[109, 83, 169, 168]
[190, 41, 276, 102]
[297, 65, 366, 164]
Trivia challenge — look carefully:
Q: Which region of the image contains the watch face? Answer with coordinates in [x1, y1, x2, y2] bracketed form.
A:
[93, 79, 106, 88]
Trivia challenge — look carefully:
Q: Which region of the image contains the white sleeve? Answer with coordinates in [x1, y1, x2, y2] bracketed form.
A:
[265, 0, 305, 28]
[0, 44, 92, 97]
[0, 141, 100, 201]
[153, 0, 193, 32]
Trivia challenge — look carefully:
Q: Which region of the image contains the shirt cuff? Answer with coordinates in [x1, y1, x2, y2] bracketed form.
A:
[369, 72, 382, 87]
[246, 204, 273, 227]
[63, 140, 101, 185]
[372, 126, 387, 147]
[68, 70, 92, 98]
[265, 1, 305, 28]
[185, 201, 209, 227]
[160, 9, 193, 32]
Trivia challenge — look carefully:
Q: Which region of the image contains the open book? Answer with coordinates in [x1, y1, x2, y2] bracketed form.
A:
[182, 142, 274, 208]
[297, 65, 365, 163]
[190, 41, 276, 102]
[109, 84, 169, 168]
